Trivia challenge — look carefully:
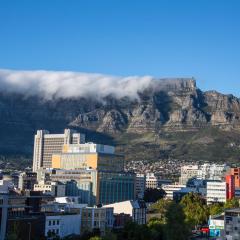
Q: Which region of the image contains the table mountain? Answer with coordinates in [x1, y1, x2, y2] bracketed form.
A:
[1, 78, 240, 165]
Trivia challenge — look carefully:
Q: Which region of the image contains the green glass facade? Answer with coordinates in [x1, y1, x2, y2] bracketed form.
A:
[98, 171, 135, 204]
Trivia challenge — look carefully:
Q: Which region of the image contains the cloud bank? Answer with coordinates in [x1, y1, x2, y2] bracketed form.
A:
[0, 69, 155, 100]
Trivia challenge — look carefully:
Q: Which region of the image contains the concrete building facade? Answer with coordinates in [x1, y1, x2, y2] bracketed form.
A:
[206, 181, 227, 204]
[81, 207, 114, 235]
[33, 129, 85, 171]
[45, 213, 82, 238]
[179, 165, 199, 185]
[51, 143, 124, 172]
[105, 200, 147, 225]
[135, 174, 146, 199]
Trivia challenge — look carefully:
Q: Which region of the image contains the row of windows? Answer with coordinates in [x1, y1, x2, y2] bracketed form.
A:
[47, 229, 59, 235]
[83, 212, 106, 217]
[48, 220, 60, 226]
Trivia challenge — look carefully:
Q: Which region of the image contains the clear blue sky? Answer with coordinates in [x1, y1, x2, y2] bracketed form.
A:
[0, 0, 240, 95]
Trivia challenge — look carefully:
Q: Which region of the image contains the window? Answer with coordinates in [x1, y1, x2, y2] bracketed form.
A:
[56, 229, 59, 235]
[48, 221, 51, 226]
[57, 220, 59, 225]
[53, 220, 55, 225]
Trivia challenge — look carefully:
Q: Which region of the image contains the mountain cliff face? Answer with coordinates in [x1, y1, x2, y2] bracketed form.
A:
[1, 78, 240, 163]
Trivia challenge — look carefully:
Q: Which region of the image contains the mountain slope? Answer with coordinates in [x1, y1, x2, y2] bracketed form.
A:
[1, 78, 240, 165]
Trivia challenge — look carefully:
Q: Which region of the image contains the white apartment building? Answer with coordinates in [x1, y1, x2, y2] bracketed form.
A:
[146, 173, 159, 189]
[105, 200, 147, 225]
[179, 165, 199, 185]
[198, 164, 229, 181]
[135, 174, 146, 199]
[206, 181, 227, 204]
[33, 129, 85, 171]
[45, 213, 82, 238]
[162, 184, 186, 199]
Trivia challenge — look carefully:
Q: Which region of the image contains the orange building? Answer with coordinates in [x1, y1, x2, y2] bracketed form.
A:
[52, 143, 124, 172]
[230, 168, 240, 188]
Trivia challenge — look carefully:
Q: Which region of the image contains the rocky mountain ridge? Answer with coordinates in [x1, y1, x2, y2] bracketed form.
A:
[1, 78, 240, 164]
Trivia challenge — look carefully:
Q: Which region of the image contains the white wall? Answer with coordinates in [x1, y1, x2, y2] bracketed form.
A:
[45, 214, 81, 238]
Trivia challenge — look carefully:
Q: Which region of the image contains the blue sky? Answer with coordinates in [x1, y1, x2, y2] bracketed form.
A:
[0, 0, 240, 95]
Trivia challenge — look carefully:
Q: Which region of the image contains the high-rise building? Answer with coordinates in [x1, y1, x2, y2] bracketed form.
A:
[49, 169, 135, 205]
[33, 129, 85, 171]
[226, 175, 235, 200]
[97, 171, 135, 205]
[135, 174, 146, 199]
[51, 143, 124, 172]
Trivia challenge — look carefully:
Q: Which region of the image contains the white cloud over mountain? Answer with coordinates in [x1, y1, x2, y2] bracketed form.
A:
[0, 69, 155, 100]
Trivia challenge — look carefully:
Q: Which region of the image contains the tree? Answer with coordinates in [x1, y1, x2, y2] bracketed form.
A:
[89, 237, 102, 240]
[103, 231, 117, 240]
[118, 221, 150, 240]
[208, 203, 224, 216]
[147, 218, 164, 240]
[6, 233, 18, 240]
[165, 202, 190, 240]
[144, 188, 166, 203]
[224, 198, 240, 209]
[6, 222, 21, 240]
[180, 192, 208, 228]
[149, 199, 172, 223]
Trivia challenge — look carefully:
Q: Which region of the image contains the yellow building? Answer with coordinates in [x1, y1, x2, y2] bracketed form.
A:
[52, 143, 124, 172]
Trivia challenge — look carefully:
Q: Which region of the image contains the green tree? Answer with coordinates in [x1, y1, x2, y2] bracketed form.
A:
[149, 199, 172, 223]
[224, 197, 240, 209]
[208, 203, 224, 216]
[147, 218, 164, 240]
[6, 222, 21, 240]
[165, 201, 190, 240]
[180, 192, 208, 228]
[89, 237, 102, 240]
[103, 231, 117, 240]
[6, 233, 18, 240]
[119, 221, 150, 240]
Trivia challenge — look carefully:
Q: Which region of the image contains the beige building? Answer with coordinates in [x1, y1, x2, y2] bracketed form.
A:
[81, 207, 114, 235]
[179, 165, 199, 185]
[105, 200, 147, 225]
[33, 129, 85, 171]
[34, 181, 66, 197]
[146, 173, 159, 189]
